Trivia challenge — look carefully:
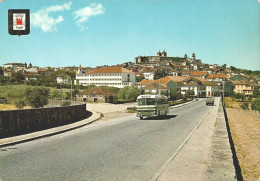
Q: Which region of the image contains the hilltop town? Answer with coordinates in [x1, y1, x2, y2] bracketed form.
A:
[0, 50, 259, 104]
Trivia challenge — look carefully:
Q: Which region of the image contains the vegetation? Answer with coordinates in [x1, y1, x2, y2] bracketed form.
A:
[229, 66, 260, 77]
[25, 86, 50, 108]
[117, 85, 142, 102]
[61, 101, 71, 106]
[251, 99, 260, 113]
[154, 68, 168, 80]
[15, 99, 26, 109]
[169, 89, 182, 101]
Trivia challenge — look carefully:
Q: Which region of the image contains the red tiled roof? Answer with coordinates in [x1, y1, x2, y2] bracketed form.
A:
[202, 81, 219, 86]
[206, 74, 229, 79]
[79, 87, 116, 95]
[190, 71, 208, 76]
[143, 83, 169, 90]
[87, 66, 134, 74]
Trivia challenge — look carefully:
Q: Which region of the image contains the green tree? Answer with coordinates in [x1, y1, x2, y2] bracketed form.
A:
[252, 90, 260, 98]
[230, 66, 236, 71]
[117, 85, 141, 101]
[154, 69, 167, 80]
[0, 67, 3, 76]
[10, 72, 25, 83]
[25, 86, 50, 108]
[170, 89, 182, 101]
[136, 75, 145, 82]
[251, 99, 260, 113]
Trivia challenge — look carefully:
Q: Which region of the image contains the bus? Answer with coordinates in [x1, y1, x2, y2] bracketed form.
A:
[136, 94, 169, 120]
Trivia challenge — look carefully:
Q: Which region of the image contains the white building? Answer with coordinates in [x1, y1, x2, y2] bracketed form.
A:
[76, 66, 136, 88]
[3, 63, 25, 69]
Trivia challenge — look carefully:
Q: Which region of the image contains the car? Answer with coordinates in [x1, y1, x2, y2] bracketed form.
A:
[206, 98, 214, 106]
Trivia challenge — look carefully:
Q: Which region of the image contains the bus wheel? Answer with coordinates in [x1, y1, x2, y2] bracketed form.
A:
[140, 117, 143, 120]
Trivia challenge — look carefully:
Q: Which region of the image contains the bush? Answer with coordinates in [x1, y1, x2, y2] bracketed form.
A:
[15, 100, 26, 109]
[251, 99, 260, 113]
[240, 101, 249, 111]
[61, 101, 71, 106]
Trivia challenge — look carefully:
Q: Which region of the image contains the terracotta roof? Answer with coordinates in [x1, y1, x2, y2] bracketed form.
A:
[143, 83, 169, 90]
[79, 87, 116, 95]
[166, 76, 190, 82]
[182, 82, 198, 87]
[202, 81, 219, 86]
[87, 66, 134, 74]
[192, 77, 207, 82]
[206, 74, 229, 79]
[231, 80, 252, 85]
[190, 71, 208, 76]
[139, 76, 190, 85]
[38, 68, 48, 72]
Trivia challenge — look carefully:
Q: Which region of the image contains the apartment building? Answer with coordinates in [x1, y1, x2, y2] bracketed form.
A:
[76, 66, 136, 88]
[232, 80, 255, 95]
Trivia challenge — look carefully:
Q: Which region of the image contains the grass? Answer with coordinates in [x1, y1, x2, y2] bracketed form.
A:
[0, 84, 71, 104]
[224, 97, 241, 108]
[0, 104, 31, 111]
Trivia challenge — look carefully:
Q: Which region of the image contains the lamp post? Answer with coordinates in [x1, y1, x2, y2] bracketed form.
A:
[222, 80, 225, 106]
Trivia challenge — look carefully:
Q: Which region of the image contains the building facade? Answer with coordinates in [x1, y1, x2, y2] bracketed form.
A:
[76, 66, 136, 88]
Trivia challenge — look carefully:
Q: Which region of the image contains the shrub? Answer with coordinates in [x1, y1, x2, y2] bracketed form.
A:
[251, 99, 260, 113]
[61, 101, 71, 106]
[240, 101, 249, 111]
[15, 100, 26, 109]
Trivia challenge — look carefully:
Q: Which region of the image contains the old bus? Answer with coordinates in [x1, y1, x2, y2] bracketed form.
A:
[136, 94, 169, 120]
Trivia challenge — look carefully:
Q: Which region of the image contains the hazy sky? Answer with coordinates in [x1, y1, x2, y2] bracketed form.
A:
[0, 0, 259, 70]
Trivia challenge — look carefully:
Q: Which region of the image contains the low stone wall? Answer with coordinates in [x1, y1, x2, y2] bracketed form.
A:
[0, 104, 87, 138]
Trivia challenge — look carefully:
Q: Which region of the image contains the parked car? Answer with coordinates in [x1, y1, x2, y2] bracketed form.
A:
[206, 98, 214, 106]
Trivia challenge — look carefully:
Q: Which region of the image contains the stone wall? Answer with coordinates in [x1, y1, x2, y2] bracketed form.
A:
[0, 104, 87, 138]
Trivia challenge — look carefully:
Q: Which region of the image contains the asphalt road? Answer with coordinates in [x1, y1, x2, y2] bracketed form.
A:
[0, 99, 214, 181]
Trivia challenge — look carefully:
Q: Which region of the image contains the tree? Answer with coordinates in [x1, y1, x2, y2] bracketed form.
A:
[252, 90, 260, 98]
[251, 99, 260, 113]
[154, 69, 167, 80]
[25, 86, 50, 108]
[136, 75, 145, 82]
[117, 85, 141, 102]
[10, 72, 25, 83]
[230, 66, 236, 71]
[170, 89, 182, 101]
[0, 67, 3, 76]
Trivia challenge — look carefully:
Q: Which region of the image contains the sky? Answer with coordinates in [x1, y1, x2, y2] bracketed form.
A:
[0, 0, 260, 70]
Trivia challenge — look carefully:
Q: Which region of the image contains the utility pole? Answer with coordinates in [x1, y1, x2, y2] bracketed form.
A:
[71, 77, 73, 102]
[222, 80, 225, 106]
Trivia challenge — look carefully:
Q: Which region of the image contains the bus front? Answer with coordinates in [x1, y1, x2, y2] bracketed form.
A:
[136, 95, 157, 119]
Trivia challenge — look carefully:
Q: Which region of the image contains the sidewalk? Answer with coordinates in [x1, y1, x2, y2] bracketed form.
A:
[155, 97, 236, 181]
[0, 111, 100, 148]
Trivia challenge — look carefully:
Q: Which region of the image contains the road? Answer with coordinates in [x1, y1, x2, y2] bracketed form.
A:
[0, 99, 215, 181]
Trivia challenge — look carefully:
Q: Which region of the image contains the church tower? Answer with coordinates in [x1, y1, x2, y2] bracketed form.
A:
[78, 65, 82, 74]
[157, 50, 162, 57]
[162, 50, 167, 57]
[192, 53, 196, 60]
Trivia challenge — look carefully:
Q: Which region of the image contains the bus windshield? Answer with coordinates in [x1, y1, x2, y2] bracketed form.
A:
[137, 98, 155, 106]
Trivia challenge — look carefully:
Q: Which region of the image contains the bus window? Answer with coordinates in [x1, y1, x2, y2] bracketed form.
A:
[146, 98, 155, 105]
[137, 98, 145, 106]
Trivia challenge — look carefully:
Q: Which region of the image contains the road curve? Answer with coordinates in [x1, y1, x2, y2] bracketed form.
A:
[0, 99, 215, 181]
